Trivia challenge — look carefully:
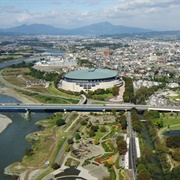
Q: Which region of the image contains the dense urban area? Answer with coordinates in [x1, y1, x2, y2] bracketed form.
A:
[0, 32, 179, 180]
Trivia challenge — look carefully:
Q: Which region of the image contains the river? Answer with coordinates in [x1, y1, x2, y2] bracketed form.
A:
[0, 94, 53, 180]
[0, 47, 65, 69]
[0, 47, 64, 179]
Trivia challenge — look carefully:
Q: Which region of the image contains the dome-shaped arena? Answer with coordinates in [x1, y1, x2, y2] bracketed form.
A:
[59, 68, 123, 92]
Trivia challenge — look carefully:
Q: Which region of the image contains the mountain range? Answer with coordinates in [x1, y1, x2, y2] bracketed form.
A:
[0, 22, 153, 35]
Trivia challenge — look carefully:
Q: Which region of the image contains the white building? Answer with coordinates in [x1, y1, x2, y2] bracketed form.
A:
[59, 68, 123, 92]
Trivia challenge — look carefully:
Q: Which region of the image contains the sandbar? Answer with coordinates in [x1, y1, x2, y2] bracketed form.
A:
[0, 114, 12, 133]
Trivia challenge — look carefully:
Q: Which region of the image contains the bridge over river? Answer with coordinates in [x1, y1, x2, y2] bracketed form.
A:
[0, 103, 179, 113]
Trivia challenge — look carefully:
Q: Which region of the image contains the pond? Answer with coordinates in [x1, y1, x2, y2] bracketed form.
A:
[163, 130, 180, 136]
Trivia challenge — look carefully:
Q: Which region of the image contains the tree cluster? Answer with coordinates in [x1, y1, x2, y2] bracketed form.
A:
[145, 109, 160, 118]
[11, 60, 34, 68]
[166, 165, 180, 180]
[30, 67, 60, 82]
[135, 84, 165, 104]
[83, 86, 119, 101]
[87, 122, 99, 137]
[131, 108, 142, 133]
[123, 77, 135, 103]
[117, 114, 127, 130]
[142, 114, 171, 177]
[166, 135, 180, 148]
[136, 145, 162, 180]
[115, 136, 127, 155]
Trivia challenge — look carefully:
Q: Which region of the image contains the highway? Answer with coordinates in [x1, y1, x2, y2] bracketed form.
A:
[0, 103, 179, 113]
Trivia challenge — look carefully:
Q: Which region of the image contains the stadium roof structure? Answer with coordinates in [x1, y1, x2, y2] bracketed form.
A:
[64, 68, 118, 80]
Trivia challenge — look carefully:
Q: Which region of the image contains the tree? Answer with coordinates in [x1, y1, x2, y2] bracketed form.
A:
[132, 121, 142, 132]
[166, 165, 180, 180]
[137, 169, 151, 180]
[166, 135, 180, 148]
[56, 118, 65, 126]
[25, 148, 34, 156]
[94, 137, 99, 145]
[112, 89, 119, 97]
[75, 133, 81, 140]
[171, 148, 180, 161]
[100, 125, 106, 132]
[81, 120, 87, 125]
[51, 162, 60, 169]
[90, 125, 99, 132]
[120, 117, 127, 130]
[89, 130, 96, 137]
[117, 140, 127, 155]
[147, 163, 161, 178]
[111, 109, 116, 116]
[137, 164, 146, 172]
[67, 138, 74, 144]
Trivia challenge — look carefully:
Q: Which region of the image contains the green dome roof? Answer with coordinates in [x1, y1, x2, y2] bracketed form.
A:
[64, 68, 118, 80]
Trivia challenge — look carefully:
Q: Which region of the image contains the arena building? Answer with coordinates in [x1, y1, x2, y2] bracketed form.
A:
[59, 68, 123, 92]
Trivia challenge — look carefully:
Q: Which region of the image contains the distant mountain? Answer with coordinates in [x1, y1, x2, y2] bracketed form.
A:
[72, 22, 152, 35]
[4, 24, 69, 35]
[0, 22, 153, 35]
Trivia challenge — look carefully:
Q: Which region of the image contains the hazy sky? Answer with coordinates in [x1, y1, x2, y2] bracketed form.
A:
[0, 0, 180, 31]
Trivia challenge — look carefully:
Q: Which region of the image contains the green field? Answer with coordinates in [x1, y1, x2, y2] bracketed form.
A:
[162, 113, 180, 126]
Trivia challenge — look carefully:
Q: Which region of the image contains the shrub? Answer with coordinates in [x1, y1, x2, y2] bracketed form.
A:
[56, 119, 65, 126]
[25, 148, 34, 156]
[51, 162, 60, 169]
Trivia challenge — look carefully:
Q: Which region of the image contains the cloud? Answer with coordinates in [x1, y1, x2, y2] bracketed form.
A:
[0, 0, 179, 30]
[0, 6, 22, 14]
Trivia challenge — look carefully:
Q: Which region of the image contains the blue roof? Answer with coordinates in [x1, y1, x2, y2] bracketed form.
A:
[64, 68, 118, 80]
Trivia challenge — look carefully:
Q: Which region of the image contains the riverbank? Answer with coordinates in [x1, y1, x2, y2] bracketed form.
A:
[0, 114, 12, 133]
[0, 87, 39, 104]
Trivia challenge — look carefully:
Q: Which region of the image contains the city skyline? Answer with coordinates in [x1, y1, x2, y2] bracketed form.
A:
[0, 0, 180, 31]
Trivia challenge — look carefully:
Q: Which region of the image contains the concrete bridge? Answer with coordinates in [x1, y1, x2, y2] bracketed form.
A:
[0, 103, 179, 113]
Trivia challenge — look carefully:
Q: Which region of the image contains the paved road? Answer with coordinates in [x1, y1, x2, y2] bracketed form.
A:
[127, 112, 137, 180]
[0, 103, 180, 113]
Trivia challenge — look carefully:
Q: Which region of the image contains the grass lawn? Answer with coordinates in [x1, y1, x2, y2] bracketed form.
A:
[0, 55, 23, 62]
[47, 83, 80, 99]
[102, 125, 119, 140]
[2, 67, 30, 76]
[4, 76, 27, 86]
[101, 140, 115, 152]
[35, 168, 53, 180]
[95, 126, 107, 139]
[19, 90, 79, 104]
[161, 113, 180, 127]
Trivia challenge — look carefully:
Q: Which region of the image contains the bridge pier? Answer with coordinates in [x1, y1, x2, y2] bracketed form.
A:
[25, 109, 31, 117]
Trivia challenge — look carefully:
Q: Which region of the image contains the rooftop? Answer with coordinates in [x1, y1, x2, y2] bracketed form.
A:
[64, 68, 118, 80]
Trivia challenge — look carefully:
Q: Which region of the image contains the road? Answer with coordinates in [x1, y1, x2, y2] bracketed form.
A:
[0, 103, 179, 113]
[127, 111, 137, 180]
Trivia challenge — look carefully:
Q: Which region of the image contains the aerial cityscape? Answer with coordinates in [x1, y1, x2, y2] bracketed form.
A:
[0, 1, 180, 180]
